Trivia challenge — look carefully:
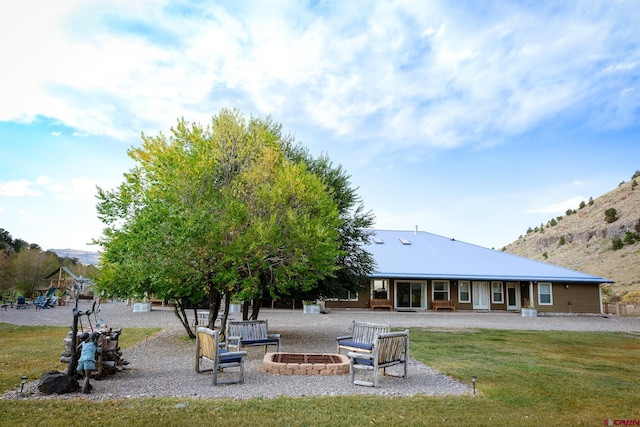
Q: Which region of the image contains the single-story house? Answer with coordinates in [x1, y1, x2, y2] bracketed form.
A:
[324, 229, 613, 314]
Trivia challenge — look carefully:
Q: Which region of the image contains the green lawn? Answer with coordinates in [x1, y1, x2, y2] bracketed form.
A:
[1, 323, 639, 426]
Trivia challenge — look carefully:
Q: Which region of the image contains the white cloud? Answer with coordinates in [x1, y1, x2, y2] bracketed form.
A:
[0, 180, 41, 197]
[54, 177, 108, 201]
[36, 176, 52, 185]
[528, 196, 585, 215]
[0, 0, 638, 155]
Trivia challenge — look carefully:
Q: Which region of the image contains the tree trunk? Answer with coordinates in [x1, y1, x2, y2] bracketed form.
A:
[172, 298, 195, 338]
[242, 300, 250, 320]
[220, 291, 231, 341]
[209, 292, 222, 329]
[250, 297, 262, 320]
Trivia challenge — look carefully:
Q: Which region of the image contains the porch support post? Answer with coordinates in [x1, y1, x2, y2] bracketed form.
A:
[529, 282, 535, 307]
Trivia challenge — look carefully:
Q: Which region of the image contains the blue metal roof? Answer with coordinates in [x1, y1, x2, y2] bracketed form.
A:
[365, 229, 613, 283]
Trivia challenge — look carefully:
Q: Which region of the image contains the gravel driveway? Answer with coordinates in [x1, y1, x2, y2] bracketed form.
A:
[2, 300, 638, 401]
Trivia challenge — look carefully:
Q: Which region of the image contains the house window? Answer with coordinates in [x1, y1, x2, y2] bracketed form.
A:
[326, 291, 358, 302]
[538, 282, 553, 305]
[371, 279, 389, 299]
[491, 282, 504, 304]
[432, 280, 450, 301]
[458, 281, 471, 303]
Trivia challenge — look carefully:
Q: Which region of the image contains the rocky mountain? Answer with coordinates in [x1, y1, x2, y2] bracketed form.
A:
[503, 173, 640, 298]
[50, 249, 100, 266]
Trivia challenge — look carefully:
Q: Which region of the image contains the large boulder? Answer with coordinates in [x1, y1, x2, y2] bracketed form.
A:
[37, 370, 80, 394]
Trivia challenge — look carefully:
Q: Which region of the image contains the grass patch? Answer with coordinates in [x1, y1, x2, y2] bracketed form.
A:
[1, 325, 639, 426]
[0, 323, 160, 393]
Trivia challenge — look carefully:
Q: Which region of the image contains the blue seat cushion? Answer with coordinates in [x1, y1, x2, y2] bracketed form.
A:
[353, 357, 373, 366]
[218, 349, 243, 364]
[338, 340, 373, 351]
[241, 338, 279, 346]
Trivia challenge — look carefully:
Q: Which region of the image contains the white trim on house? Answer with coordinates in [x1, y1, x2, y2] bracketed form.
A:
[537, 282, 553, 306]
[473, 281, 490, 310]
[491, 281, 504, 304]
[458, 280, 471, 303]
[506, 282, 521, 310]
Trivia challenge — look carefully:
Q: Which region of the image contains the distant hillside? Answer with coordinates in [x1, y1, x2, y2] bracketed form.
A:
[50, 249, 100, 266]
[503, 174, 640, 297]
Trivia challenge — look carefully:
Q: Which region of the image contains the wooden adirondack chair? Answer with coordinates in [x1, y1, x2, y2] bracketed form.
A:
[195, 327, 247, 385]
[348, 330, 409, 387]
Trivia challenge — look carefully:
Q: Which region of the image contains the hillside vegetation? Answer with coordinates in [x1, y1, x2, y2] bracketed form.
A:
[503, 173, 640, 300]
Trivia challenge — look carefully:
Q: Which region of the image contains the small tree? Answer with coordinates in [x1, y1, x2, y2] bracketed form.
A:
[611, 238, 624, 250]
[623, 231, 639, 245]
[604, 208, 619, 224]
[558, 236, 565, 246]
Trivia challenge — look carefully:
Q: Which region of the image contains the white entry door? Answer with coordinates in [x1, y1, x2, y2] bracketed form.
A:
[472, 282, 490, 310]
[506, 282, 521, 310]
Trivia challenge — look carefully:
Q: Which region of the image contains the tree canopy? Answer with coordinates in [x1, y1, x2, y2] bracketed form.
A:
[96, 109, 372, 337]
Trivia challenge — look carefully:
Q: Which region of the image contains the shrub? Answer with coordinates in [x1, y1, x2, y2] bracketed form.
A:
[621, 291, 640, 303]
[558, 236, 565, 246]
[588, 197, 594, 206]
[604, 208, 619, 224]
[623, 231, 639, 245]
[579, 201, 586, 209]
[611, 238, 623, 250]
[632, 179, 638, 190]
[542, 252, 548, 259]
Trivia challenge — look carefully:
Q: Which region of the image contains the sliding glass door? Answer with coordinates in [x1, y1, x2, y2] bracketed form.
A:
[396, 281, 424, 309]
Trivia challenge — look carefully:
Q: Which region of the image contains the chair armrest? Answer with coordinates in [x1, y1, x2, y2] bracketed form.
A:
[347, 352, 374, 360]
[336, 335, 353, 341]
[223, 351, 247, 358]
[267, 334, 281, 339]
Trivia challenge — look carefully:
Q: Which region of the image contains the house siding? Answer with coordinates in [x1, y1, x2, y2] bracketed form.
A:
[535, 282, 601, 313]
[330, 278, 603, 313]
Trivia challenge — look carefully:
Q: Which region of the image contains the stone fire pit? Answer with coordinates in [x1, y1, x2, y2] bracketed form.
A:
[263, 352, 350, 375]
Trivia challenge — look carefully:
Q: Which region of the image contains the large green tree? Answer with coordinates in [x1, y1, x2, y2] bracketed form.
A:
[96, 109, 345, 337]
[282, 145, 376, 303]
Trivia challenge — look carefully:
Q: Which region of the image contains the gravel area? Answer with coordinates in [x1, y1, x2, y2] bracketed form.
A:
[2, 300, 639, 401]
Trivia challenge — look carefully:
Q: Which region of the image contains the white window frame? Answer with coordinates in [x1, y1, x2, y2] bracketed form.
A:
[458, 281, 471, 303]
[537, 282, 553, 305]
[491, 281, 504, 304]
[371, 279, 389, 299]
[432, 280, 450, 301]
[325, 291, 358, 302]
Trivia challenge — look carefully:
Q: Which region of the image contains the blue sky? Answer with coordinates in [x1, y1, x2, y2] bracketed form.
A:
[1, 0, 639, 253]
